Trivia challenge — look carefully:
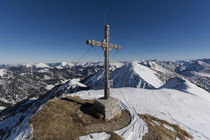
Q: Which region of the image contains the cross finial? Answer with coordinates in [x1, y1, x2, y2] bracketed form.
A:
[104, 24, 110, 43]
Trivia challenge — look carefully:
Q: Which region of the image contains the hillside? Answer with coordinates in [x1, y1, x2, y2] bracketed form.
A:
[0, 85, 210, 139]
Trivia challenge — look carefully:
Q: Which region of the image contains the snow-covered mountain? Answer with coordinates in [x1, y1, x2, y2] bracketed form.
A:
[0, 59, 209, 109]
[0, 58, 210, 139]
[161, 77, 210, 102]
[0, 61, 124, 107]
[84, 61, 175, 89]
[0, 68, 47, 107]
[138, 60, 176, 82]
[160, 58, 210, 92]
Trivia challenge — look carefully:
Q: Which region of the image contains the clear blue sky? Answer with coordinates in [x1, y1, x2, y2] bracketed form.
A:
[0, 0, 210, 64]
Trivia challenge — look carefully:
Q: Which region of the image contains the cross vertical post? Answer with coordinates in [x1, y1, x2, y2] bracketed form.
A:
[104, 24, 110, 99]
[86, 24, 121, 99]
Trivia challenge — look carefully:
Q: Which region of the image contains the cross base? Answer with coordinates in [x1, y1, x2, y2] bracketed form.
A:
[92, 97, 122, 120]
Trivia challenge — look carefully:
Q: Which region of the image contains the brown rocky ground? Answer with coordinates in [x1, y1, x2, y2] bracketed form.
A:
[30, 96, 129, 140]
[139, 114, 193, 140]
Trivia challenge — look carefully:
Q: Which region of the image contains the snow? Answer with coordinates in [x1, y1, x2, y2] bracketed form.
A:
[25, 64, 32, 68]
[61, 61, 67, 66]
[131, 61, 163, 88]
[1, 59, 210, 139]
[109, 61, 125, 71]
[183, 79, 210, 101]
[80, 132, 111, 140]
[0, 106, 6, 111]
[1, 82, 210, 139]
[72, 88, 210, 140]
[34, 63, 50, 68]
[163, 124, 174, 132]
[57, 78, 87, 94]
[85, 61, 165, 89]
[25, 63, 50, 68]
[139, 60, 169, 73]
[55, 61, 75, 69]
[0, 97, 10, 103]
[196, 72, 210, 78]
[0, 87, 63, 140]
[43, 75, 51, 80]
[77, 90, 148, 140]
[0, 69, 7, 76]
[46, 85, 54, 90]
[147, 60, 173, 74]
[75, 62, 99, 67]
[162, 77, 210, 102]
[37, 69, 48, 73]
[68, 78, 87, 88]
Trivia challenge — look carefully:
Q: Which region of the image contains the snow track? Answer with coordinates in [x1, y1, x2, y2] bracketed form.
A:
[116, 102, 147, 140]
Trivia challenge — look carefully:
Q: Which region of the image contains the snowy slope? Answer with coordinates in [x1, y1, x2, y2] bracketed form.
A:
[0, 86, 148, 140]
[1, 84, 210, 139]
[131, 61, 163, 88]
[160, 58, 210, 92]
[84, 61, 164, 89]
[73, 88, 210, 140]
[161, 77, 210, 102]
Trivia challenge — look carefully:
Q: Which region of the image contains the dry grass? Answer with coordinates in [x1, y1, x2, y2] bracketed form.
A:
[30, 96, 128, 140]
[139, 114, 193, 140]
[108, 132, 123, 140]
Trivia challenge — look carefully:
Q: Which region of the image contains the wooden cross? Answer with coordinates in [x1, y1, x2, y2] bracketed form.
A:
[86, 24, 121, 99]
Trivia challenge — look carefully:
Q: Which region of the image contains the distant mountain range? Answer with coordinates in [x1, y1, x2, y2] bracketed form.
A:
[0, 59, 209, 108]
[0, 59, 210, 140]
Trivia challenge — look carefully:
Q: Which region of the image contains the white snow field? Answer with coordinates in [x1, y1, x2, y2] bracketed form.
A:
[71, 88, 210, 140]
[161, 77, 210, 102]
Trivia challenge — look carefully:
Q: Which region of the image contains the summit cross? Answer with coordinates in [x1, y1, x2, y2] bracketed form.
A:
[86, 24, 121, 99]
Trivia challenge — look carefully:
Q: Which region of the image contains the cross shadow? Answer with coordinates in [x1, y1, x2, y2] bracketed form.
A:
[60, 97, 99, 119]
[61, 97, 82, 105]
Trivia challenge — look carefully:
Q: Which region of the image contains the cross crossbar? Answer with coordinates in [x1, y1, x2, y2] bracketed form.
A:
[86, 40, 121, 50]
